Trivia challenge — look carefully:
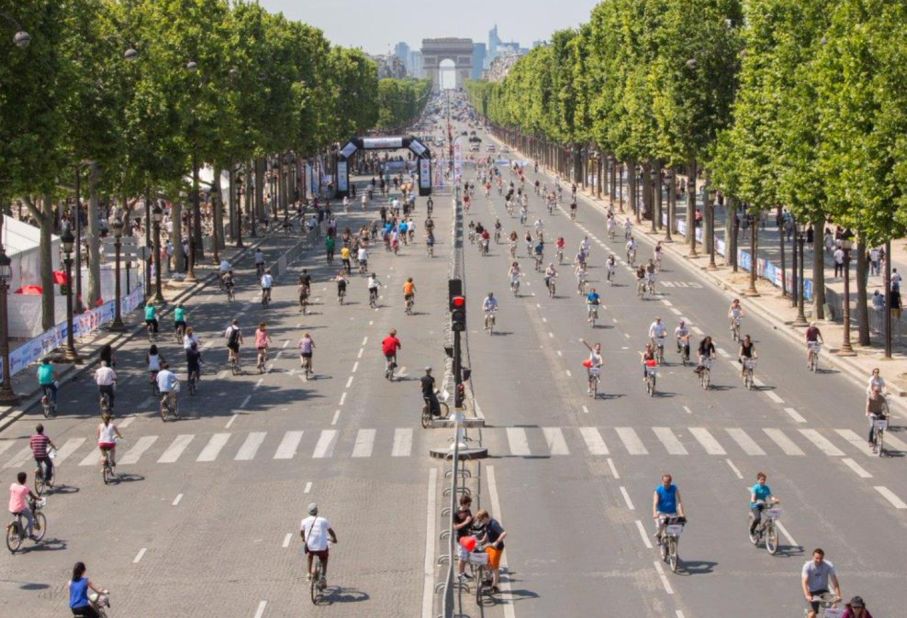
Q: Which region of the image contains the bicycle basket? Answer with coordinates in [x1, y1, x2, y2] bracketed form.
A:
[873, 418, 889, 432]
[665, 524, 684, 536]
[766, 507, 782, 520]
[468, 551, 489, 565]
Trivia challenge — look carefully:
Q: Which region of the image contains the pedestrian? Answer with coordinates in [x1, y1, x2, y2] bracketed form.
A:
[891, 268, 902, 290]
[824, 228, 834, 254]
[472, 509, 507, 592]
[833, 246, 845, 278]
[454, 495, 474, 580]
[869, 246, 881, 276]
[806, 224, 814, 248]
[890, 285, 902, 320]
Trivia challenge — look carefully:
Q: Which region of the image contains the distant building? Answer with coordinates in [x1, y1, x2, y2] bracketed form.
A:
[532, 40, 545, 49]
[471, 43, 486, 80]
[394, 41, 411, 73]
[485, 51, 524, 82]
[409, 50, 423, 78]
[488, 24, 501, 63]
[370, 54, 407, 79]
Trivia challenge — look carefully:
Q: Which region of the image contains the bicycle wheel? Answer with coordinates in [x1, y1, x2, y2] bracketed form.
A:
[878, 431, 884, 457]
[669, 539, 680, 573]
[474, 565, 485, 606]
[765, 524, 779, 555]
[421, 404, 431, 428]
[658, 535, 668, 562]
[648, 375, 656, 397]
[32, 512, 46, 542]
[34, 472, 47, 496]
[102, 463, 113, 485]
[6, 522, 22, 553]
[310, 560, 321, 604]
[438, 402, 450, 418]
[159, 399, 168, 422]
[748, 521, 760, 545]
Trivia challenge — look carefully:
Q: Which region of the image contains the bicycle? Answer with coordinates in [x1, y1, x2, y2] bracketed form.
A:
[510, 278, 520, 297]
[257, 347, 269, 373]
[300, 294, 309, 314]
[384, 356, 397, 381]
[807, 592, 840, 617]
[174, 323, 186, 345]
[338, 287, 346, 305]
[88, 590, 111, 618]
[870, 406, 889, 457]
[484, 310, 496, 335]
[145, 321, 156, 342]
[34, 452, 55, 495]
[657, 515, 685, 573]
[422, 390, 449, 428]
[645, 361, 657, 397]
[546, 277, 556, 298]
[6, 497, 46, 553]
[101, 445, 118, 484]
[587, 304, 598, 328]
[188, 368, 199, 396]
[369, 288, 379, 309]
[587, 366, 601, 398]
[310, 546, 330, 604]
[225, 283, 235, 302]
[159, 390, 180, 422]
[301, 355, 314, 381]
[99, 391, 112, 416]
[40, 386, 56, 419]
[261, 287, 271, 308]
[557, 249, 564, 264]
[677, 338, 691, 366]
[748, 501, 781, 555]
[468, 544, 491, 606]
[636, 279, 646, 299]
[699, 357, 712, 390]
[534, 254, 543, 272]
[742, 358, 756, 390]
[654, 337, 666, 365]
[808, 342, 821, 372]
[606, 265, 615, 286]
[627, 249, 636, 267]
[404, 296, 415, 315]
[230, 351, 241, 376]
[730, 316, 741, 342]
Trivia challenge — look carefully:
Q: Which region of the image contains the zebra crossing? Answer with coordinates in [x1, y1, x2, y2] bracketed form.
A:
[2, 424, 905, 469]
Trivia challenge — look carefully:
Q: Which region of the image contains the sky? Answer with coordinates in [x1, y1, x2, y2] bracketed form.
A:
[258, 0, 601, 55]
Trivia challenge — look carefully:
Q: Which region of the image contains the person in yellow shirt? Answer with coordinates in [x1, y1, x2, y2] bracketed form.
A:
[340, 245, 351, 274]
[403, 278, 416, 314]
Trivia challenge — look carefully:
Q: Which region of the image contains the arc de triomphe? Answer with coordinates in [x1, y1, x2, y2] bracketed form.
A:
[421, 38, 473, 92]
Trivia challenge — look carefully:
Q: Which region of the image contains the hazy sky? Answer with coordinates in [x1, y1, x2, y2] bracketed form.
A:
[258, 0, 600, 55]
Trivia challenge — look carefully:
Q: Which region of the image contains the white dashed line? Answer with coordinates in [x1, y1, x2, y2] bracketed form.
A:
[542, 317, 547, 323]
[339, 392, 346, 406]
[254, 378, 263, 389]
[357, 348, 364, 359]
[253, 601, 267, 618]
[304, 481, 312, 493]
[282, 340, 289, 349]
[345, 376, 354, 389]
[661, 299, 673, 306]
[682, 406, 692, 415]
[669, 308, 682, 316]
[874, 486, 907, 509]
[133, 548, 147, 564]
[717, 347, 731, 358]
[725, 459, 744, 479]
[282, 533, 292, 548]
[692, 326, 704, 335]
[557, 350, 563, 357]
[351, 361, 359, 373]
[548, 331, 554, 338]
[330, 409, 340, 426]
[619, 486, 635, 510]
[362, 336, 368, 346]
[784, 407, 806, 423]
[240, 395, 251, 408]
[565, 369, 572, 377]
[119, 416, 135, 428]
[582, 405, 589, 414]
[635, 520, 653, 549]
[776, 521, 798, 547]
[765, 390, 784, 404]
[841, 458, 872, 479]
[654, 561, 674, 595]
[172, 493, 183, 506]
[606, 458, 620, 479]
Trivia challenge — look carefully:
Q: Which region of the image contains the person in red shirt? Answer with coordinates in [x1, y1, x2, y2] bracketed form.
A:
[382, 329, 402, 381]
[29, 424, 57, 486]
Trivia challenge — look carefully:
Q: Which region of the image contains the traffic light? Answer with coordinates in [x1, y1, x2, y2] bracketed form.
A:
[450, 295, 466, 331]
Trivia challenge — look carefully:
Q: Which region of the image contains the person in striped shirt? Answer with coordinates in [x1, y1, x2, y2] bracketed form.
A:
[29, 424, 57, 484]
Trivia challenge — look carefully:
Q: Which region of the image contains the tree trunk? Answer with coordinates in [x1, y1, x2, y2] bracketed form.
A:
[23, 196, 55, 330]
[628, 161, 638, 223]
[726, 196, 737, 270]
[687, 159, 698, 255]
[87, 163, 102, 307]
[213, 166, 225, 250]
[654, 161, 663, 231]
[856, 236, 870, 345]
[171, 200, 183, 274]
[254, 157, 265, 223]
[665, 169, 675, 241]
[812, 217, 825, 319]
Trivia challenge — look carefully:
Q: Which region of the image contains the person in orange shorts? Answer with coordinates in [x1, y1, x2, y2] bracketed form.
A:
[474, 509, 507, 592]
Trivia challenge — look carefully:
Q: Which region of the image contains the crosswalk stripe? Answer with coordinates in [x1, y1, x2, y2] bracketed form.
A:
[352, 429, 376, 458]
[506, 428, 531, 456]
[689, 428, 726, 455]
[79, 448, 99, 467]
[120, 436, 158, 465]
[4, 445, 33, 468]
[542, 427, 569, 456]
[615, 427, 648, 455]
[0, 441, 15, 458]
[725, 428, 765, 456]
[834, 429, 873, 457]
[579, 427, 609, 455]
[54, 438, 86, 464]
[880, 431, 907, 453]
[763, 428, 805, 456]
[313, 430, 337, 458]
[652, 427, 687, 455]
[158, 435, 194, 463]
[235, 432, 267, 461]
[274, 431, 303, 459]
[798, 429, 844, 456]
[392, 428, 413, 457]
[197, 433, 231, 462]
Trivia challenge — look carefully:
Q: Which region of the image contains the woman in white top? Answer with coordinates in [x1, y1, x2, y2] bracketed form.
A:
[867, 368, 886, 396]
[97, 414, 123, 467]
[146, 344, 164, 383]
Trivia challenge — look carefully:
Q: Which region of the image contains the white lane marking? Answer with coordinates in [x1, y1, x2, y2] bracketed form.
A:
[763, 428, 805, 456]
[784, 407, 807, 423]
[53, 438, 85, 464]
[582, 405, 589, 414]
[799, 429, 845, 456]
[682, 405, 692, 415]
[282, 533, 292, 548]
[357, 348, 364, 359]
[362, 336, 368, 346]
[392, 428, 413, 457]
[79, 448, 100, 467]
[616, 427, 648, 455]
[339, 392, 347, 406]
[765, 390, 784, 404]
[331, 410, 341, 426]
[692, 326, 704, 335]
[282, 340, 289, 349]
[875, 486, 907, 509]
[635, 520, 653, 549]
[274, 431, 303, 459]
[506, 427, 531, 456]
[225, 414, 238, 429]
[421, 468, 438, 618]
[255, 378, 264, 389]
[580, 427, 609, 455]
[841, 457, 872, 479]
[542, 317, 547, 323]
[158, 435, 194, 463]
[726, 428, 766, 456]
[304, 481, 312, 493]
[352, 429, 376, 458]
[172, 493, 183, 506]
[619, 486, 635, 510]
[235, 432, 267, 461]
[661, 299, 673, 307]
[253, 600, 267, 618]
[351, 361, 359, 373]
[133, 548, 147, 564]
[119, 416, 136, 428]
[120, 436, 158, 464]
[565, 369, 572, 377]
[543, 427, 570, 455]
[312, 430, 337, 458]
[653, 427, 688, 455]
[548, 331, 554, 339]
[654, 561, 674, 595]
[345, 376, 354, 389]
[4, 445, 33, 468]
[606, 457, 620, 479]
[240, 395, 251, 408]
[624, 333, 630, 339]
[557, 350, 563, 357]
[485, 465, 516, 618]
[835, 429, 874, 457]
[776, 521, 799, 547]
[197, 433, 231, 462]
[669, 307, 682, 316]
[689, 427, 726, 455]
[881, 431, 907, 452]
[677, 612, 686, 618]
[725, 458, 744, 479]
[716, 347, 731, 358]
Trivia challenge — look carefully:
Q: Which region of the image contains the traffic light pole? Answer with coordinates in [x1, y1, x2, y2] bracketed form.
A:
[453, 329, 463, 409]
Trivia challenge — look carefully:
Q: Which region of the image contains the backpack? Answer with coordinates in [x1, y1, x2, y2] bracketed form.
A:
[228, 327, 240, 346]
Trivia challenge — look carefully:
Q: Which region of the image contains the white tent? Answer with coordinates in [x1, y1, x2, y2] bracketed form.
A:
[1, 215, 62, 338]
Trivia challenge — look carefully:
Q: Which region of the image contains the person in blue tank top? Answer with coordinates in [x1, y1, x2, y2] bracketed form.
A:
[69, 561, 107, 617]
[652, 473, 685, 536]
[749, 472, 779, 535]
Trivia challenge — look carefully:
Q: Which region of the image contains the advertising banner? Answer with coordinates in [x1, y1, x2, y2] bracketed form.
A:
[336, 160, 349, 193]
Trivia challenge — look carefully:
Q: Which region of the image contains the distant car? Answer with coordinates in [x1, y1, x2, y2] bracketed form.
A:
[487, 145, 496, 152]
[470, 144, 480, 152]
[469, 136, 482, 143]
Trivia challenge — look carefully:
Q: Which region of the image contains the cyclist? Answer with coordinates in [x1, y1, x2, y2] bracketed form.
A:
[626, 236, 637, 265]
[694, 336, 716, 375]
[806, 322, 824, 367]
[749, 472, 778, 536]
[144, 302, 159, 334]
[493, 218, 502, 242]
[299, 269, 312, 299]
[146, 344, 164, 386]
[544, 263, 558, 295]
[96, 413, 122, 469]
[555, 236, 566, 262]
[472, 509, 507, 593]
[403, 277, 416, 311]
[585, 288, 601, 323]
[254, 248, 265, 276]
[182, 326, 200, 351]
[648, 317, 667, 347]
[574, 248, 587, 270]
[483, 292, 498, 318]
[37, 358, 57, 408]
[156, 362, 178, 407]
[652, 473, 685, 537]
[299, 332, 316, 374]
[533, 218, 544, 236]
[674, 320, 690, 356]
[382, 329, 402, 377]
[606, 213, 617, 238]
[186, 342, 202, 387]
[225, 319, 243, 366]
[606, 254, 616, 284]
[221, 269, 235, 297]
[367, 273, 382, 306]
[421, 367, 441, 418]
[218, 257, 232, 277]
[580, 236, 591, 258]
[635, 264, 646, 295]
[30, 424, 57, 486]
[624, 218, 633, 240]
[654, 241, 663, 270]
[300, 503, 338, 585]
[94, 362, 117, 412]
[866, 386, 888, 447]
[255, 322, 272, 369]
[581, 339, 604, 394]
[357, 244, 369, 273]
[728, 298, 744, 333]
[339, 244, 351, 273]
[640, 343, 657, 378]
[569, 199, 577, 218]
[802, 548, 842, 618]
[739, 334, 756, 379]
[69, 561, 108, 618]
[173, 303, 187, 338]
[260, 268, 274, 304]
[576, 262, 588, 295]
[335, 270, 348, 303]
[507, 262, 522, 292]
[533, 237, 545, 269]
[8, 471, 39, 541]
[842, 596, 872, 618]
[645, 259, 657, 293]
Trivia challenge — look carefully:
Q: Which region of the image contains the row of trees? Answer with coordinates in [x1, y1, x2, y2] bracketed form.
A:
[0, 0, 428, 331]
[376, 78, 432, 131]
[468, 0, 907, 344]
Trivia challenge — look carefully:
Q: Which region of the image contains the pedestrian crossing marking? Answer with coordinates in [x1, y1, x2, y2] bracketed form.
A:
[615, 427, 648, 455]
[392, 428, 413, 457]
[197, 433, 231, 462]
[725, 428, 765, 456]
[235, 432, 267, 461]
[55, 438, 86, 464]
[506, 428, 531, 456]
[158, 435, 194, 463]
[0, 441, 14, 458]
[352, 429, 376, 458]
[689, 427, 726, 455]
[274, 431, 303, 460]
[834, 429, 873, 457]
[120, 436, 158, 465]
[580, 427, 609, 455]
[880, 431, 907, 453]
[543, 427, 569, 456]
[3, 445, 33, 468]
[313, 430, 337, 458]
[763, 428, 805, 456]
[799, 429, 844, 457]
[79, 448, 99, 467]
[652, 427, 687, 455]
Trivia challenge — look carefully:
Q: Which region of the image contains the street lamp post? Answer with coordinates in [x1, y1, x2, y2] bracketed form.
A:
[60, 228, 81, 362]
[794, 226, 808, 326]
[235, 176, 244, 249]
[839, 238, 856, 355]
[0, 12, 30, 49]
[0, 249, 19, 404]
[152, 203, 164, 303]
[706, 185, 717, 270]
[110, 217, 125, 330]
